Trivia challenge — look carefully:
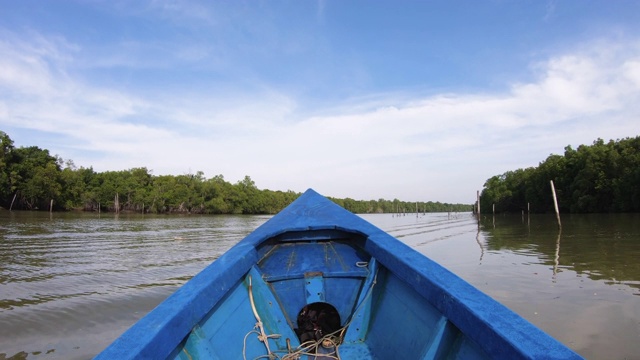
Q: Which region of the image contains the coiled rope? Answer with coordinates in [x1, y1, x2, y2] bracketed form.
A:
[244, 269, 378, 360]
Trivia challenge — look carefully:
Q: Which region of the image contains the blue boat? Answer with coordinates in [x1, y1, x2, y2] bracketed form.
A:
[96, 189, 582, 359]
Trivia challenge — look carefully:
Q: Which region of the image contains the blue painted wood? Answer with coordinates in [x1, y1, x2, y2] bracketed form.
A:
[422, 316, 455, 359]
[245, 266, 299, 351]
[364, 267, 452, 359]
[259, 240, 369, 326]
[178, 274, 257, 359]
[259, 241, 370, 282]
[96, 189, 583, 360]
[342, 258, 378, 344]
[304, 272, 325, 304]
[177, 325, 216, 359]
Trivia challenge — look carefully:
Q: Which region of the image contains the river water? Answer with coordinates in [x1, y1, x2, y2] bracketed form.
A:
[0, 211, 639, 359]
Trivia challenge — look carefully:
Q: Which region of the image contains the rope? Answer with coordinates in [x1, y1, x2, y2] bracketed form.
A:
[246, 275, 281, 359]
[243, 266, 379, 360]
[278, 269, 378, 360]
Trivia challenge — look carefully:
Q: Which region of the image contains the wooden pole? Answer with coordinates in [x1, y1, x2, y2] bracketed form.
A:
[50, 199, 53, 213]
[550, 180, 561, 229]
[477, 190, 480, 216]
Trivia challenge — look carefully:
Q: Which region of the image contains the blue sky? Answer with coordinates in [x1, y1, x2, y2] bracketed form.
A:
[1, 1, 640, 203]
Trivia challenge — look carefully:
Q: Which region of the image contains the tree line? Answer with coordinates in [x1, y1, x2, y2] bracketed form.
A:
[480, 136, 640, 213]
[0, 131, 470, 214]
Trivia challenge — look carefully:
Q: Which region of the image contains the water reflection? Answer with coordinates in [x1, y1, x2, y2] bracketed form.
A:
[553, 231, 560, 279]
[478, 213, 640, 295]
[475, 223, 485, 263]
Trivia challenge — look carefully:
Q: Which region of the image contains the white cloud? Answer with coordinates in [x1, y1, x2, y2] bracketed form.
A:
[1, 30, 639, 203]
[624, 60, 640, 86]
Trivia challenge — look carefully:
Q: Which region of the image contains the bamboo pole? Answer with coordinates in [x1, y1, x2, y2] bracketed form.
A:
[550, 180, 561, 229]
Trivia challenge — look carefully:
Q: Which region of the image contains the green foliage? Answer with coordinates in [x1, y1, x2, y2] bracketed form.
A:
[329, 196, 470, 214]
[481, 136, 640, 213]
[0, 131, 15, 203]
[0, 130, 471, 214]
[0, 137, 62, 210]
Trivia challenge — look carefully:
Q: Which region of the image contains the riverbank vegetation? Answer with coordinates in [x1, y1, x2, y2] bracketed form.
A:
[480, 136, 640, 213]
[0, 131, 469, 214]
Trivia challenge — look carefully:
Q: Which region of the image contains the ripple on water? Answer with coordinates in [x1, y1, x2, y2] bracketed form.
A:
[2, 212, 640, 359]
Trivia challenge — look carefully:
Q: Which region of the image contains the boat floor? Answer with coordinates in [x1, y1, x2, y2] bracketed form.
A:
[172, 238, 489, 359]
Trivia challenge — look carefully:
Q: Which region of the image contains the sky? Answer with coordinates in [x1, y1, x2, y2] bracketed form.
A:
[1, 1, 639, 204]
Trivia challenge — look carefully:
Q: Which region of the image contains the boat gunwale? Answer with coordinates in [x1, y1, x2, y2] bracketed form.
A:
[95, 189, 583, 360]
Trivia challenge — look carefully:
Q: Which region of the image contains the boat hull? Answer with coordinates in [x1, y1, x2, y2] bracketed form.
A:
[96, 189, 582, 359]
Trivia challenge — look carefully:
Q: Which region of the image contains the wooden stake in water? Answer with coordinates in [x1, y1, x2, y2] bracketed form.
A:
[477, 190, 480, 216]
[550, 180, 561, 229]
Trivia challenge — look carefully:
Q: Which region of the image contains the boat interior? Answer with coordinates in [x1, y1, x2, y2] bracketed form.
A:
[171, 229, 489, 359]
